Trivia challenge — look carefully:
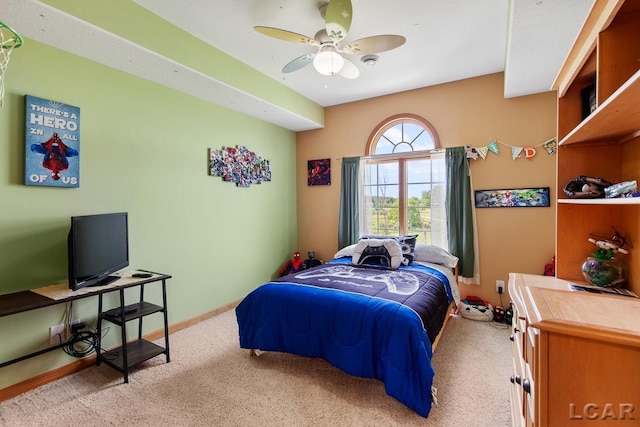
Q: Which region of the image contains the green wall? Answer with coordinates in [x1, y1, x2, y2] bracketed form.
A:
[0, 39, 297, 389]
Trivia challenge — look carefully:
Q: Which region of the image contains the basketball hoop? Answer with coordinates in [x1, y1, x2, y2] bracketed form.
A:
[0, 20, 24, 107]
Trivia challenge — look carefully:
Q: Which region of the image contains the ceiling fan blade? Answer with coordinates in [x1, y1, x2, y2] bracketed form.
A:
[325, 0, 352, 43]
[342, 35, 406, 55]
[282, 53, 315, 73]
[338, 57, 359, 79]
[254, 26, 317, 46]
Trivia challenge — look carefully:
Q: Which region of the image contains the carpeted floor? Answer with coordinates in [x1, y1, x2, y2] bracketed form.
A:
[0, 310, 512, 426]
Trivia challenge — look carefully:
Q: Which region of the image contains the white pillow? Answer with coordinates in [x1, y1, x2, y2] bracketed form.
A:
[352, 238, 403, 269]
[334, 244, 357, 259]
[414, 244, 459, 269]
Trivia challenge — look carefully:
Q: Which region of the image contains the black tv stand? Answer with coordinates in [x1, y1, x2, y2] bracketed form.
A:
[0, 271, 171, 385]
[96, 273, 170, 383]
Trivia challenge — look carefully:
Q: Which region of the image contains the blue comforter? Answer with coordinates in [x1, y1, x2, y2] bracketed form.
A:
[235, 258, 454, 417]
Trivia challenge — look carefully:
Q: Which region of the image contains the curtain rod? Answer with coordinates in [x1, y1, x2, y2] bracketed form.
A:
[341, 149, 445, 162]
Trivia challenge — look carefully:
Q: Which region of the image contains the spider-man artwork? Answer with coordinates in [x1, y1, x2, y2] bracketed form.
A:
[24, 95, 80, 187]
[307, 158, 330, 186]
[30, 132, 78, 181]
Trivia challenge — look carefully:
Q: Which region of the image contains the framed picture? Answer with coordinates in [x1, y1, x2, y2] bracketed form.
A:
[307, 158, 331, 186]
[24, 95, 80, 187]
[474, 187, 550, 208]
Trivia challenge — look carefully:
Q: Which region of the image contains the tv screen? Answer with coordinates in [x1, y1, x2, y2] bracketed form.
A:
[68, 212, 129, 291]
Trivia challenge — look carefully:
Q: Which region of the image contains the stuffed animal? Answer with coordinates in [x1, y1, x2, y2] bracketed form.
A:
[544, 256, 555, 276]
[493, 305, 505, 323]
[303, 251, 322, 269]
[279, 251, 306, 276]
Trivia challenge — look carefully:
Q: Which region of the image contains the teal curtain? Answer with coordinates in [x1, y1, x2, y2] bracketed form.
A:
[338, 157, 360, 249]
[445, 147, 475, 278]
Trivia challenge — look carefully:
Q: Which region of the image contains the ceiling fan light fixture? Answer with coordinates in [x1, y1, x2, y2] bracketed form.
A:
[313, 46, 344, 75]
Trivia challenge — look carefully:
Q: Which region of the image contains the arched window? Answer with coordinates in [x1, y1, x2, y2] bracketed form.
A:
[367, 114, 439, 155]
[360, 114, 447, 246]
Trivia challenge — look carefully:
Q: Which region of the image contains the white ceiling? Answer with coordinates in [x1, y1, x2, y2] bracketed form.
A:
[2, 0, 594, 131]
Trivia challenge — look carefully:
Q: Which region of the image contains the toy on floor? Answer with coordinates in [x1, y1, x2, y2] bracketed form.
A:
[279, 251, 306, 276]
[544, 256, 555, 276]
[303, 251, 322, 269]
[458, 296, 493, 321]
[504, 305, 513, 325]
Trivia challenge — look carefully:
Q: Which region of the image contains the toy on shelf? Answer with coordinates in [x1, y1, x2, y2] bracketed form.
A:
[604, 180, 638, 198]
[563, 176, 612, 199]
[581, 227, 632, 288]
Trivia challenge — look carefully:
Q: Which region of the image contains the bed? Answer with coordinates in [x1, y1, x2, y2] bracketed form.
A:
[235, 238, 460, 417]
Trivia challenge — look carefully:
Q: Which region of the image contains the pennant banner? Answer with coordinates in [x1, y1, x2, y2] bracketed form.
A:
[487, 141, 499, 154]
[524, 147, 536, 159]
[468, 137, 556, 161]
[511, 147, 522, 160]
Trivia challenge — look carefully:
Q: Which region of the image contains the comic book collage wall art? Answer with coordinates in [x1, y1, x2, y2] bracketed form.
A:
[209, 145, 271, 187]
[24, 95, 80, 188]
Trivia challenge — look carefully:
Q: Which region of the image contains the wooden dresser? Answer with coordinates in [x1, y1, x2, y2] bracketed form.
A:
[508, 273, 640, 426]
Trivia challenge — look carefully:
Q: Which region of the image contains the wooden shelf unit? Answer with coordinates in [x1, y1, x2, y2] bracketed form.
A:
[508, 2, 640, 425]
[552, 0, 640, 291]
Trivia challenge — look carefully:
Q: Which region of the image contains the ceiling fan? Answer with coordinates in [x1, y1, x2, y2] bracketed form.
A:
[254, 0, 406, 79]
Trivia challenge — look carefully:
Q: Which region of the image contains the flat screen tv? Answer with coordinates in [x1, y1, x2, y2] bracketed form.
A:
[68, 212, 129, 291]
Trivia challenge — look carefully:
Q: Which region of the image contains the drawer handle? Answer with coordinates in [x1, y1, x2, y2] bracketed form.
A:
[509, 334, 514, 342]
[510, 374, 522, 385]
[523, 379, 531, 394]
[513, 327, 519, 333]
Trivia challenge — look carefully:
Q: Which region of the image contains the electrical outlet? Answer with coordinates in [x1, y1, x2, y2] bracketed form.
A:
[49, 319, 82, 344]
[50, 324, 65, 345]
[496, 280, 505, 293]
[67, 319, 81, 340]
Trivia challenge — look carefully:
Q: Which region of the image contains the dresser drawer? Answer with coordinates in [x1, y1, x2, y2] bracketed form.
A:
[525, 327, 537, 370]
[510, 357, 525, 427]
[523, 361, 535, 426]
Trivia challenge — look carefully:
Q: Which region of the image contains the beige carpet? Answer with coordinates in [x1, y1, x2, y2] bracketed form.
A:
[0, 310, 512, 426]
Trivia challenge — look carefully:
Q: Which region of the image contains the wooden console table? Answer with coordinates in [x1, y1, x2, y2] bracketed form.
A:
[0, 270, 171, 383]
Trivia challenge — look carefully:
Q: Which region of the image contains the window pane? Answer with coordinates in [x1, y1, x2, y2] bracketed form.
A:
[371, 183, 399, 236]
[412, 131, 435, 151]
[362, 160, 399, 236]
[407, 183, 431, 242]
[430, 183, 448, 248]
[393, 142, 413, 153]
[376, 162, 399, 185]
[431, 155, 446, 182]
[382, 124, 403, 144]
[374, 138, 395, 155]
[403, 122, 424, 144]
[407, 159, 431, 183]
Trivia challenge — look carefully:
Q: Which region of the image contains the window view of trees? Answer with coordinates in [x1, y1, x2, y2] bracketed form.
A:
[367, 187, 444, 244]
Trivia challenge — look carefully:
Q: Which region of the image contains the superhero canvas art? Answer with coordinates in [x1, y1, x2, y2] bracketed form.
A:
[24, 95, 80, 187]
